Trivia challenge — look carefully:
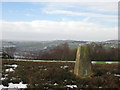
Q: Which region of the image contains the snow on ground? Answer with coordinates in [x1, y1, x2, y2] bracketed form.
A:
[8, 82, 27, 88]
[4, 74, 8, 77]
[99, 86, 102, 88]
[0, 82, 27, 89]
[92, 61, 96, 64]
[54, 83, 58, 86]
[10, 77, 17, 81]
[1, 64, 27, 89]
[4, 64, 18, 69]
[5, 64, 18, 72]
[60, 65, 69, 69]
[106, 62, 113, 64]
[114, 74, 120, 77]
[5, 68, 14, 72]
[66, 85, 77, 88]
[44, 68, 47, 71]
[0, 85, 7, 90]
[1, 77, 6, 81]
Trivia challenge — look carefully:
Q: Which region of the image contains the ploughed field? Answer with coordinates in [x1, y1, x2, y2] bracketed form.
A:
[1, 59, 120, 89]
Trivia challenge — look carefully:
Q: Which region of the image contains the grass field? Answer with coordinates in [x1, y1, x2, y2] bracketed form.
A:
[1, 59, 120, 89]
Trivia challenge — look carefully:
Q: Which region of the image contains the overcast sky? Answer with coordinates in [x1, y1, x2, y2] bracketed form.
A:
[1, 2, 118, 41]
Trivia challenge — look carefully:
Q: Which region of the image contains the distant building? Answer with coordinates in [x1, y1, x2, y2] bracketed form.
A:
[74, 45, 92, 77]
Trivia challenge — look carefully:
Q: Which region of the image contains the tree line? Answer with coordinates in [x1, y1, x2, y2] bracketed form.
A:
[32, 43, 119, 61]
[34, 43, 76, 61]
[2, 43, 119, 61]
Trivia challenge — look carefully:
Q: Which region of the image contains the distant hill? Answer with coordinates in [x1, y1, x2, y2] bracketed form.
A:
[2, 40, 119, 51]
[1, 40, 119, 61]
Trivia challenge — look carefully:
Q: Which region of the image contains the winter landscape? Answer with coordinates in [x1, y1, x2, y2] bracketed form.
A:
[0, 1, 119, 89]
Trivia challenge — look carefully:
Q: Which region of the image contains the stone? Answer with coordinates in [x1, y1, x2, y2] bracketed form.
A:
[74, 46, 92, 77]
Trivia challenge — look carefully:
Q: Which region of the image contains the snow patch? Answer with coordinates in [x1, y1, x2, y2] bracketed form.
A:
[114, 74, 120, 77]
[54, 83, 58, 86]
[66, 85, 77, 88]
[0, 82, 27, 89]
[99, 86, 102, 88]
[4, 74, 8, 77]
[5, 64, 18, 68]
[44, 46, 47, 49]
[92, 61, 96, 64]
[1, 77, 6, 81]
[8, 82, 27, 88]
[0, 85, 7, 90]
[106, 62, 112, 64]
[5, 68, 14, 72]
[44, 68, 47, 71]
[60, 65, 69, 69]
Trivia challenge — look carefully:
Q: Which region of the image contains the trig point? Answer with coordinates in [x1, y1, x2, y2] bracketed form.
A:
[74, 44, 92, 77]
